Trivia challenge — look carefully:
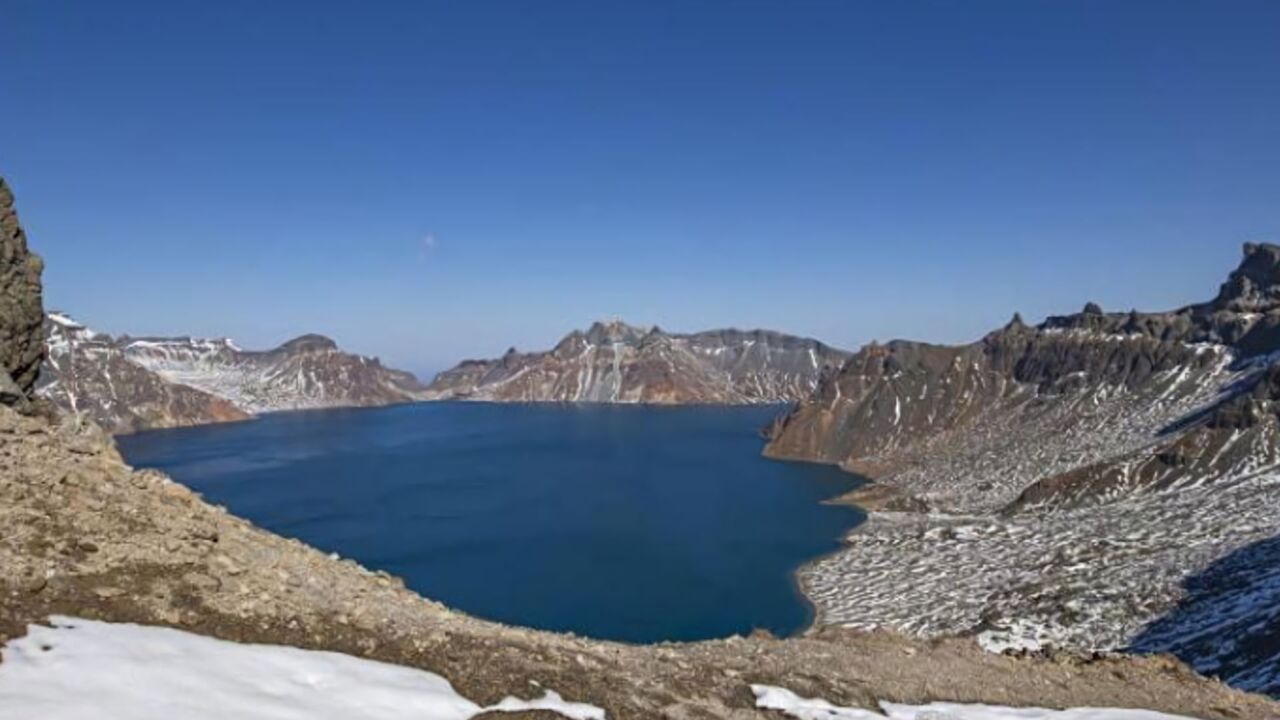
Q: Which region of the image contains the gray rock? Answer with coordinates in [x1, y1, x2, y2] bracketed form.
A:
[0, 177, 44, 407]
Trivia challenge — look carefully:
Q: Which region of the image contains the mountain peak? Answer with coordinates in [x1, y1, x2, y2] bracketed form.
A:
[584, 319, 650, 345]
[277, 334, 339, 354]
[1214, 242, 1280, 312]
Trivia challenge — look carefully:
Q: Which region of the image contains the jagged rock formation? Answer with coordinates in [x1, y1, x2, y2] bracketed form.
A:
[37, 312, 429, 431]
[427, 320, 848, 404]
[0, 177, 44, 408]
[765, 242, 1280, 695]
[37, 313, 250, 433]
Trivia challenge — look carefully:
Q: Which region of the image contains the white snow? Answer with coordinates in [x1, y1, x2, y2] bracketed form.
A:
[0, 616, 605, 720]
[751, 685, 1200, 720]
[46, 312, 83, 329]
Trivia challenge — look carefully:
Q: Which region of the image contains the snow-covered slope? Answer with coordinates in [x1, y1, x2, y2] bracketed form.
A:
[37, 313, 428, 431]
[426, 320, 848, 404]
[765, 242, 1280, 695]
[0, 616, 604, 720]
[751, 685, 1200, 720]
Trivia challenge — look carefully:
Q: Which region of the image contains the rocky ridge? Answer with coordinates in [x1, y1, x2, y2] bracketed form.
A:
[427, 320, 848, 405]
[766, 242, 1280, 695]
[37, 312, 429, 432]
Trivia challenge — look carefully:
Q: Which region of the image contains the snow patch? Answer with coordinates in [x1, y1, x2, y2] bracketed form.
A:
[0, 616, 605, 720]
[751, 685, 1200, 720]
[46, 312, 83, 329]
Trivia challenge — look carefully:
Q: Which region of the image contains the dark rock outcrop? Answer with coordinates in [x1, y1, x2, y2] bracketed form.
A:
[0, 177, 44, 408]
[426, 320, 849, 405]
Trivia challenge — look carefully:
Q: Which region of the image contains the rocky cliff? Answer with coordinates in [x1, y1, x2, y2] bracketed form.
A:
[767, 242, 1280, 695]
[37, 312, 429, 431]
[427, 320, 849, 404]
[0, 178, 44, 408]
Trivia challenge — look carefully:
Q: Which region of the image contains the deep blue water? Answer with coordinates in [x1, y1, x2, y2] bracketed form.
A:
[117, 402, 863, 643]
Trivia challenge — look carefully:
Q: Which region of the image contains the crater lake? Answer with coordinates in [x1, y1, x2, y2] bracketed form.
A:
[118, 402, 864, 643]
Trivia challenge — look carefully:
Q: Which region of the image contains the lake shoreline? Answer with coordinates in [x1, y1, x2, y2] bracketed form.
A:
[119, 401, 864, 644]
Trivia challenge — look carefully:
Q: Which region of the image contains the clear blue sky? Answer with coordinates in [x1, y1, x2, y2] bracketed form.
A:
[3, 1, 1277, 377]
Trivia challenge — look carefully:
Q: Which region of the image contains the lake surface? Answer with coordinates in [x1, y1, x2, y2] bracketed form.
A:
[117, 402, 864, 643]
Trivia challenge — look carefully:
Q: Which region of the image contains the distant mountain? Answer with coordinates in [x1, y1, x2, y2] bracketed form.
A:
[426, 320, 849, 404]
[37, 312, 428, 432]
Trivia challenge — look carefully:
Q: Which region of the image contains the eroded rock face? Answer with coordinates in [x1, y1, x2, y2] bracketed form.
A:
[427, 320, 849, 405]
[0, 177, 44, 407]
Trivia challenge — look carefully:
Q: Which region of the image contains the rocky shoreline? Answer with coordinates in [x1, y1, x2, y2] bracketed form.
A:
[3, 406, 1277, 719]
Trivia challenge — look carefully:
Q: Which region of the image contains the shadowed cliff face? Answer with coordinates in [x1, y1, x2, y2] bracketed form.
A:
[0, 177, 44, 407]
[426, 320, 850, 405]
[766, 243, 1280, 513]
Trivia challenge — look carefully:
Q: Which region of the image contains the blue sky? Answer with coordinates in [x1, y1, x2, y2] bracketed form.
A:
[3, 1, 1278, 377]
